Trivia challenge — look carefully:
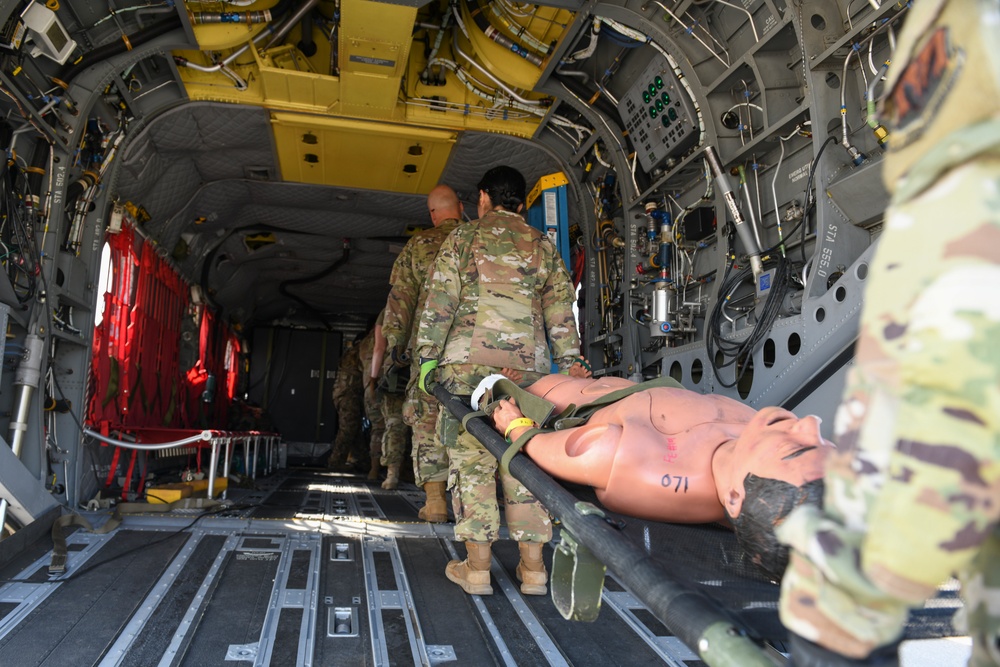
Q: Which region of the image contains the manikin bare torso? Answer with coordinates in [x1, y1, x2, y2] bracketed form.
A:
[494, 375, 830, 525]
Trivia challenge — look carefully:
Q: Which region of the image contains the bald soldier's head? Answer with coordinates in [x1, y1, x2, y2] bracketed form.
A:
[427, 185, 463, 226]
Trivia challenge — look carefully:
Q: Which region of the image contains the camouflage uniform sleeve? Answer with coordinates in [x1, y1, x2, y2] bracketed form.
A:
[414, 227, 464, 363]
[383, 238, 419, 351]
[539, 239, 581, 371]
[778, 157, 1000, 659]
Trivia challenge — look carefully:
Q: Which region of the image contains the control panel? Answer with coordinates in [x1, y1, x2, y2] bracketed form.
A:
[616, 57, 699, 173]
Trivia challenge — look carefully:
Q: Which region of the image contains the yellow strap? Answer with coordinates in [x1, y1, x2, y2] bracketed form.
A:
[504, 417, 534, 441]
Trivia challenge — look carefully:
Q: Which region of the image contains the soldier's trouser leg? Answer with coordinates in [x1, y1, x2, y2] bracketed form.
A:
[965, 531, 1000, 667]
[440, 407, 551, 543]
[440, 408, 500, 543]
[780, 160, 1000, 660]
[379, 392, 408, 467]
[405, 388, 448, 485]
[499, 467, 551, 544]
[330, 399, 363, 466]
[364, 396, 385, 467]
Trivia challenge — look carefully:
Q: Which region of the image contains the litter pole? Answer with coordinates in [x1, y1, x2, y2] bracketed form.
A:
[433, 384, 777, 667]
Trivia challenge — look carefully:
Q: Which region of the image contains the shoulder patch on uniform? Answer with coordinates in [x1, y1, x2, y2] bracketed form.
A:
[886, 28, 963, 146]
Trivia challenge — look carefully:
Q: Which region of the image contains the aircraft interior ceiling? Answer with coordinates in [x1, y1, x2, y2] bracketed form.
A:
[0, 0, 901, 548]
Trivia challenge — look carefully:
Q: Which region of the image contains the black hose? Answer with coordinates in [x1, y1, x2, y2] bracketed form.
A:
[432, 385, 774, 666]
[297, 11, 317, 57]
[277, 240, 351, 330]
[56, 15, 182, 86]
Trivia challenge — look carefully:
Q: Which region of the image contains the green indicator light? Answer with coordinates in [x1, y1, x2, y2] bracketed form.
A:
[662, 116, 671, 128]
[668, 108, 678, 121]
[661, 91, 670, 104]
[655, 99, 664, 112]
[655, 76, 664, 89]
[650, 107, 657, 119]
[648, 84, 656, 96]
[643, 91, 650, 104]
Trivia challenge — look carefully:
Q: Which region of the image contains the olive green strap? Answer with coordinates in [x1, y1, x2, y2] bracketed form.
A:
[461, 410, 488, 430]
[500, 427, 545, 476]
[552, 376, 683, 429]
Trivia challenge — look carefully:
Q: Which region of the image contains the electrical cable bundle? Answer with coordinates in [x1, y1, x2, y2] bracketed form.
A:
[0, 159, 42, 303]
[706, 252, 792, 389]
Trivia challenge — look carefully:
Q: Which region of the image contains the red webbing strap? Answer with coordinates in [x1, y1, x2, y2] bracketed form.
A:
[120, 230, 141, 422]
[225, 334, 240, 401]
[105, 444, 121, 489]
[137, 452, 147, 497]
[122, 448, 138, 501]
[88, 225, 135, 426]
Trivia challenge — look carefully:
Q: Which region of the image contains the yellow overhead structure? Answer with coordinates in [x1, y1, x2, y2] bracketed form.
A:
[459, 1, 548, 92]
[338, 0, 416, 119]
[272, 112, 456, 194]
[174, 1, 576, 192]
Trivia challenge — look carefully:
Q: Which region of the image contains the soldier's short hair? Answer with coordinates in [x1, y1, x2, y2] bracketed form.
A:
[730, 474, 824, 580]
[477, 165, 526, 212]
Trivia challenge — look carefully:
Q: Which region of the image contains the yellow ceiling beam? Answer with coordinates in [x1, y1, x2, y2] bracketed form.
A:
[271, 112, 457, 193]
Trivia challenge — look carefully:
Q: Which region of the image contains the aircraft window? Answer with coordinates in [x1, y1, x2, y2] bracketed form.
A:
[815, 308, 826, 323]
[94, 242, 111, 327]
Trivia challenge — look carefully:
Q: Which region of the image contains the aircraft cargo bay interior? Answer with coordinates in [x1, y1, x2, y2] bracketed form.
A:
[0, 0, 985, 665]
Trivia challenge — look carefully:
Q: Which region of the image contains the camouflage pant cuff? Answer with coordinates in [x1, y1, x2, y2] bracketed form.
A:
[455, 529, 499, 543]
[416, 471, 449, 486]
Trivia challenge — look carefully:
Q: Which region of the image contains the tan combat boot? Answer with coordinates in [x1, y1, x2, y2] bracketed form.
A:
[381, 464, 400, 489]
[417, 481, 448, 523]
[367, 458, 380, 481]
[445, 541, 493, 595]
[516, 542, 548, 595]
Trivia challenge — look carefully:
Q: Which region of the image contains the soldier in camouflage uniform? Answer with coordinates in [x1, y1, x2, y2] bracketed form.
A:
[357, 327, 384, 479]
[778, 1, 1000, 664]
[415, 166, 581, 597]
[372, 309, 411, 489]
[381, 185, 464, 518]
[328, 340, 365, 469]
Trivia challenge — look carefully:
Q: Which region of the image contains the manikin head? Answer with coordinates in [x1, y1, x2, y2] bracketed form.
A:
[476, 165, 526, 216]
[722, 406, 831, 579]
[427, 184, 463, 226]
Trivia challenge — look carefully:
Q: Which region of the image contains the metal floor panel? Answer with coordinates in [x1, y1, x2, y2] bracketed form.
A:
[0, 470, 776, 666]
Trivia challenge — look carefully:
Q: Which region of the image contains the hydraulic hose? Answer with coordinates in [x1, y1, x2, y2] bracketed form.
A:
[56, 15, 182, 86]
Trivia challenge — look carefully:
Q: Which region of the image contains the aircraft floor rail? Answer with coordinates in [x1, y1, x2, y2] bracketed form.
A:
[83, 427, 282, 500]
[432, 384, 777, 667]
